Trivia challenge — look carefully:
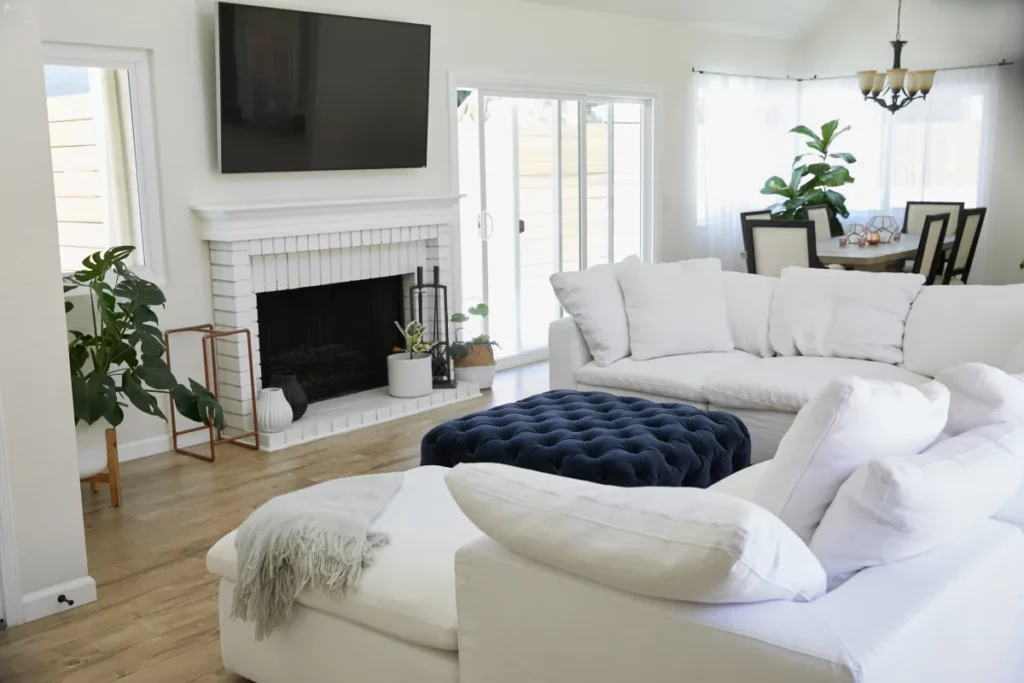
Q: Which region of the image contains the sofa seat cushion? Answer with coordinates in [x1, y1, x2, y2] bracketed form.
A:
[703, 356, 930, 413]
[709, 461, 771, 502]
[207, 466, 481, 651]
[576, 351, 761, 404]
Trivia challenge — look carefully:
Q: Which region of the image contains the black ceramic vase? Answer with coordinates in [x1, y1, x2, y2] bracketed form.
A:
[269, 372, 308, 421]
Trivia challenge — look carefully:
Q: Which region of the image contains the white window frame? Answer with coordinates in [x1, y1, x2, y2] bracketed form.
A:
[43, 43, 165, 284]
[447, 72, 661, 357]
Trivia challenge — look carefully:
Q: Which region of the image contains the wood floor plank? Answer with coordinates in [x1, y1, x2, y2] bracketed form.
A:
[0, 364, 549, 682]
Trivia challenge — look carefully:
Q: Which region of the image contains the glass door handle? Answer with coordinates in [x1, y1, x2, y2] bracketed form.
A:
[479, 212, 494, 241]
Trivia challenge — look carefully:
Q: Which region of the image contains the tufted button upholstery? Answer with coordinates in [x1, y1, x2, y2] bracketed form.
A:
[420, 390, 751, 488]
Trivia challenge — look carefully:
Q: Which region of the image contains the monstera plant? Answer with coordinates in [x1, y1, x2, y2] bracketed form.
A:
[64, 246, 224, 430]
[761, 119, 857, 236]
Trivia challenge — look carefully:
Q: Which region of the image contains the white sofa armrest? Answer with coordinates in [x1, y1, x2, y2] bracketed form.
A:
[455, 521, 1024, 683]
[548, 316, 592, 390]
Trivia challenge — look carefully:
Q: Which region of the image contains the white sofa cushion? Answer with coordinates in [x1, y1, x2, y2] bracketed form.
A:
[446, 463, 826, 604]
[618, 258, 733, 361]
[753, 377, 950, 543]
[810, 423, 1024, 581]
[550, 255, 641, 367]
[722, 271, 777, 358]
[934, 363, 1024, 436]
[769, 267, 924, 364]
[703, 355, 930, 413]
[903, 283, 1024, 377]
[206, 466, 481, 651]
[576, 351, 760, 404]
[709, 461, 771, 502]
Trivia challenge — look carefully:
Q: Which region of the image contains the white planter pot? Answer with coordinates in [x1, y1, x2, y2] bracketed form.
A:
[387, 353, 434, 398]
[257, 387, 294, 434]
[455, 364, 497, 390]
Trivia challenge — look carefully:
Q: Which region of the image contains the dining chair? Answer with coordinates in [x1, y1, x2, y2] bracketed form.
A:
[942, 208, 987, 285]
[910, 214, 950, 285]
[741, 219, 822, 277]
[903, 201, 964, 237]
[802, 204, 833, 241]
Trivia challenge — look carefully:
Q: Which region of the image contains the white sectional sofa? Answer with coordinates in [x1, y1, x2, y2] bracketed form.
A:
[550, 265, 1024, 462]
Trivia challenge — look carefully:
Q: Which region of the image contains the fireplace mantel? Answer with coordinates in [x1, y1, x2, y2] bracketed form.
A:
[194, 195, 463, 242]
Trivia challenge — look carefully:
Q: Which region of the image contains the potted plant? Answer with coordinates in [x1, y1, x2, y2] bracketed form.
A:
[448, 304, 500, 390]
[388, 320, 436, 398]
[65, 246, 224, 507]
[760, 119, 857, 237]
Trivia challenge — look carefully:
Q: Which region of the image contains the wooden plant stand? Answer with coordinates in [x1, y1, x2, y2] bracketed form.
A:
[81, 428, 122, 507]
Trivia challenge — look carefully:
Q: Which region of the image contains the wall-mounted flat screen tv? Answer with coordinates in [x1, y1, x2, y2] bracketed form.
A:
[216, 2, 431, 173]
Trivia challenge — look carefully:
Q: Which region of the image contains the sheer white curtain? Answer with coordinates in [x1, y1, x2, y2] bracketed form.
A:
[695, 68, 1000, 275]
[694, 73, 798, 271]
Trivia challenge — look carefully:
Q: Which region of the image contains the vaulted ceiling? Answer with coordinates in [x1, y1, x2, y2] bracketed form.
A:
[518, 0, 846, 38]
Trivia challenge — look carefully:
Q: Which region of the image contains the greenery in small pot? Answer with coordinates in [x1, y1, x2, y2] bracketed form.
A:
[448, 304, 500, 367]
[760, 119, 857, 236]
[64, 246, 224, 430]
[393, 320, 437, 358]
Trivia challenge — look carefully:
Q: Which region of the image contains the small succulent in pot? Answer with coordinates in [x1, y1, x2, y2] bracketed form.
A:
[448, 305, 500, 389]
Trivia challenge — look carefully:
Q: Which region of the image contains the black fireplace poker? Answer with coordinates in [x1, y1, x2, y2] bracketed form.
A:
[409, 266, 455, 389]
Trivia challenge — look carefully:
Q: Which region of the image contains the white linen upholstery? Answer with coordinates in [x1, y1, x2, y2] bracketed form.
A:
[549, 255, 640, 367]
[207, 466, 481, 651]
[769, 267, 924, 364]
[805, 205, 832, 242]
[904, 202, 961, 238]
[455, 522, 1024, 683]
[217, 580, 458, 683]
[749, 225, 811, 277]
[811, 423, 1024, 580]
[709, 461, 771, 502]
[708, 406, 795, 463]
[934, 363, 1024, 435]
[703, 356, 930, 413]
[903, 283, 1024, 377]
[722, 271, 777, 358]
[548, 316, 592, 390]
[753, 377, 950, 542]
[576, 351, 760, 404]
[618, 259, 733, 361]
[446, 463, 826, 604]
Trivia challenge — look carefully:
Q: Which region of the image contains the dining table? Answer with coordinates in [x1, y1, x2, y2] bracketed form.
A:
[816, 233, 957, 271]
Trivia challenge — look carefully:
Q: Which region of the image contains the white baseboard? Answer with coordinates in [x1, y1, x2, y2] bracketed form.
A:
[21, 575, 96, 622]
[79, 429, 209, 470]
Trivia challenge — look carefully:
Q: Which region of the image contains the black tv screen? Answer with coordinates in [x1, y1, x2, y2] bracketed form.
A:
[217, 2, 431, 173]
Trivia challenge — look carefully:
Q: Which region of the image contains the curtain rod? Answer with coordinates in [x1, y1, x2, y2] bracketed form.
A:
[691, 59, 1015, 82]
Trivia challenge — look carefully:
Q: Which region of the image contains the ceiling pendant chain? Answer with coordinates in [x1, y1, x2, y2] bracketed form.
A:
[895, 0, 902, 40]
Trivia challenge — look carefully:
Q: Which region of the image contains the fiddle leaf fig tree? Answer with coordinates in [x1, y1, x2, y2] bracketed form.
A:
[761, 119, 857, 236]
[64, 246, 224, 430]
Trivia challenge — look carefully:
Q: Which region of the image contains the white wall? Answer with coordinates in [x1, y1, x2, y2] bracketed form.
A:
[0, 0, 91, 621]
[793, 0, 1024, 284]
[33, 0, 791, 461]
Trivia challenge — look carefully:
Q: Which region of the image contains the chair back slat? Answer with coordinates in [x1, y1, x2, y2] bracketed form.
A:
[912, 214, 949, 285]
[903, 201, 963, 237]
[741, 219, 819, 277]
[942, 208, 986, 284]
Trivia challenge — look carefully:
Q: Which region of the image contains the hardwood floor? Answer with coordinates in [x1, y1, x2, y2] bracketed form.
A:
[0, 363, 549, 683]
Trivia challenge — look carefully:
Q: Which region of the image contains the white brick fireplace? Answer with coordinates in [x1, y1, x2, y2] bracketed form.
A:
[193, 196, 479, 451]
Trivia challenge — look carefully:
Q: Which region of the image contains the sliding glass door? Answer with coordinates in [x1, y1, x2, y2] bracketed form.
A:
[456, 89, 651, 361]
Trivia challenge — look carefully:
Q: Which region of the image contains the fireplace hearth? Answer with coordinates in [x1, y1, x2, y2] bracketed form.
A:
[256, 276, 405, 404]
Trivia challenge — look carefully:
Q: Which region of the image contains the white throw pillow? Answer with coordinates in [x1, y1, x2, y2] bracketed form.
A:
[769, 267, 925, 364]
[934, 363, 1024, 436]
[446, 463, 826, 604]
[903, 283, 1024, 377]
[810, 423, 1024, 581]
[722, 271, 777, 358]
[618, 258, 733, 361]
[550, 255, 641, 367]
[753, 377, 950, 543]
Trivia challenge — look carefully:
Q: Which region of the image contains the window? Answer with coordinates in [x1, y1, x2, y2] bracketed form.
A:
[42, 45, 162, 277]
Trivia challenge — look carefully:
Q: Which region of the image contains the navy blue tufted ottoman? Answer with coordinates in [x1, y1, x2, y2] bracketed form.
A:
[420, 390, 751, 488]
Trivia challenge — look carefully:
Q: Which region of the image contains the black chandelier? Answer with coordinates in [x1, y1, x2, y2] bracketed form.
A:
[857, 0, 936, 114]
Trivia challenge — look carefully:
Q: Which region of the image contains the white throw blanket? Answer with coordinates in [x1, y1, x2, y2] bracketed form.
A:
[231, 472, 404, 640]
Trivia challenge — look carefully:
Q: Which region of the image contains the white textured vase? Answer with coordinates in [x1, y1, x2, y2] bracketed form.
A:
[387, 353, 434, 398]
[455, 364, 497, 390]
[256, 387, 293, 434]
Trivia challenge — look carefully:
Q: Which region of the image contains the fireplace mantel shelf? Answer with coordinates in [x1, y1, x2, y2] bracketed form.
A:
[194, 195, 463, 242]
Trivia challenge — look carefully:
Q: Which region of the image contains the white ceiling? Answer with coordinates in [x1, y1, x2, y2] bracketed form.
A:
[518, 0, 845, 38]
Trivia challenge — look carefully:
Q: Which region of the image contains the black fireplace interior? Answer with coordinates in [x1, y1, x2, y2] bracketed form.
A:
[257, 276, 405, 403]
